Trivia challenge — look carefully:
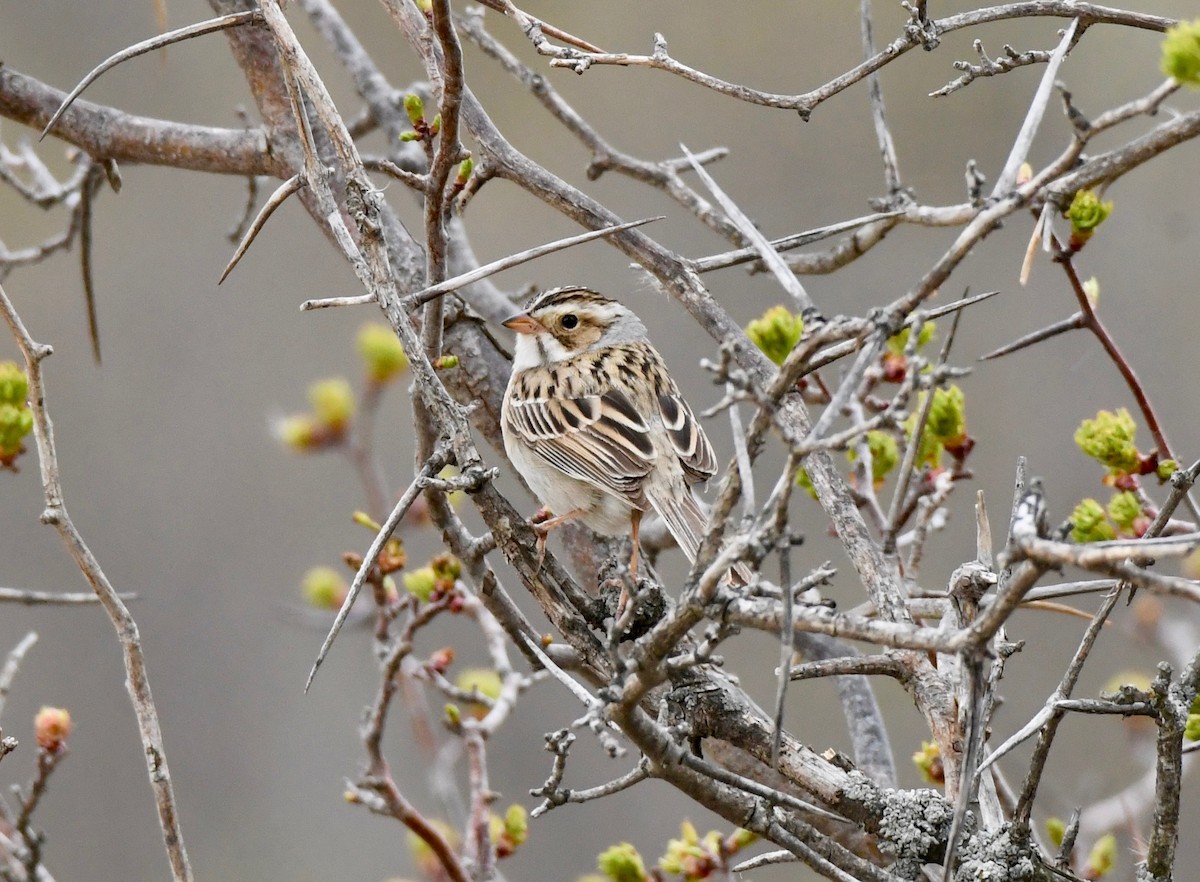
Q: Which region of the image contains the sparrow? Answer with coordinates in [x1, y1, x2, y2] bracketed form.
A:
[500, 286, 749, 593]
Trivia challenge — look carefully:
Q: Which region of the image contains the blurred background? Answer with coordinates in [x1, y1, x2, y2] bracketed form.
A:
[1, 1, 1198, 879]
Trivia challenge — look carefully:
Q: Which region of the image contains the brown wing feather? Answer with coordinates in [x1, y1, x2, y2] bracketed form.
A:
[505, 388, 655, 506]
[656, 388, 716, 483]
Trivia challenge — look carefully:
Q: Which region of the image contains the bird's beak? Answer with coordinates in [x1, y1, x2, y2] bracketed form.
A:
[502, 313, 542, 335]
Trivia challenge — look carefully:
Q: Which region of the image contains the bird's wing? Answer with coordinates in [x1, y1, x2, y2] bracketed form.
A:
[505, 387, 655, 506]
[656, 387, 716, 483]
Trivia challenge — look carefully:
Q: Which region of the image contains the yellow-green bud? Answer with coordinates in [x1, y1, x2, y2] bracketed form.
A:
[927, 385, 966, 443]
[1086, 833, 1117, 877]
[406, 821, 459, 877]
[444, 703, 461, 725]
[1082, 277, 1101, 306]
[432, 553, 462, 581]
[0, 362, 28, 405]
[1161, 18, 1200, 87]
[728, 828, 758, 852]
[275, 415, 320, 452]
[357, 323, 408, 384]
[1071, 498, 1117, 543]
[302, 566, 347, 610]
[1157, 459, 1178, 481]
[1074, 408, 1139, 474]
[849, 430, 900, 485]
[795, 467, 817, 499]
[308, 377, 355, 431]
[1066, 189, 1113, 240]
[745, 305, 803, 366]
[399, 131, 421, 142]
[353, 510, 382, 532]
[414, 0, 432, 11]
[429, 114, 441, 136]
[1045, 817, 1066, 848]
[886, 321, 937, 356]
[912, 740, 943, 785]
[504, 804, 528, 846]
[457, 157, 474, 184]
[1106, 491, 1141, 531]
[403, 93, 425, 126]
[435, 354, 459, 370]
[403, 566, 437, 603]
[1184, 713, 1200, 741]
[597, 843, 647, 882]
[456, 668, 502, 703]
[0, 402, 34, 459]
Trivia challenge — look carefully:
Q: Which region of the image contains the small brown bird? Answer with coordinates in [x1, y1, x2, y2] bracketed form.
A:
[500, 286, 749, 589]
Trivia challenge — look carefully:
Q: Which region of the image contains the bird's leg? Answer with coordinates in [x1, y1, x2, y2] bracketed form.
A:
[530, 507, 585, 572]
[617, 509, 644, 618]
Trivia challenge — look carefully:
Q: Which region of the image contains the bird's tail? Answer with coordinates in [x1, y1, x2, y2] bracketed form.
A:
[648, 489, 754, 585]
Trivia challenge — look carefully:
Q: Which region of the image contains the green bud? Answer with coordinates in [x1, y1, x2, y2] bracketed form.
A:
[275, 414, 320, 452]
[444, 703, 461, 725]
[302, 566, 346, 610]
[403, 566, 437, 603]
[456, 668, 502, 702]
[795, 467, 817, 499]
[308, 377, 355, 431]
[399, 131, 421, 142]
[745, 305, 803, 366]
[1086, 833, 1117, 877]
[457, 156, 474, 184]
[728, 828, 759, 852]
[886, 321, 937, 356]
[926, 385, 967, 444]
[849, 430, 900, 485]
[1067, 189, 1113, 239]
[353, 510, 383, 532]
[1184, 713, 1200, 741]
[403, 93, 425, 126]
[1074, 408, 1140, 475]
[597, 843, 647, 882]
[1071, 498, 1117, 543]
[356, 323, 409, 384]
[435, 354, 459, 370]
[0, 401, 34, 459]
[429, 114, 441, 136]
[432, 552, 462, 581]
[0, 362, 29, 405]
[1161, 18, 1200, 87]
[1045, 817, 1066, 848]
[911, 740, 943, 785]
[1106, 491, 1142, 531]
[1157, 459, 1178, 481]
[504, 804, 528, 845]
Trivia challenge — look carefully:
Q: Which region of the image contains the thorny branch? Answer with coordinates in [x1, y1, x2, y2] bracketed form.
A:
[2, 1, 1199, 880]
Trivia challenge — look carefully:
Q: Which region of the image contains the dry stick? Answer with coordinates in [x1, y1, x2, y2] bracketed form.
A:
[0, 632, 38, 721]
[991, 17, 1079, 199]
[1011, 587, 1122, 826]
[39, 10, 265, 139]
[860, 0, 903, 197]
[0, 587, 135, 605]
[218, 174, 304, 284]
[305, 448, 447, 692]
[0, 282, 193, 882]
[300, 217, 662, 310]
[78, 165, 102, 363]
[690, 210, 903, 273]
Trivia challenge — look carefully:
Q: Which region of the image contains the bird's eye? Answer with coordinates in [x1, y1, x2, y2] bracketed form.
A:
[560, 314, 579, 330]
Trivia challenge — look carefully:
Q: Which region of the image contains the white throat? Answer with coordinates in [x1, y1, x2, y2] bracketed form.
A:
[511, 331, 574, 371]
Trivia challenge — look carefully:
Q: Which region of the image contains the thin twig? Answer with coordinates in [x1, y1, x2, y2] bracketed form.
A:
[0, 281, 193, 882]
[218, 174, 305, 284]
[40, 11, 265, 139]
[0, 632, 38, 721]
